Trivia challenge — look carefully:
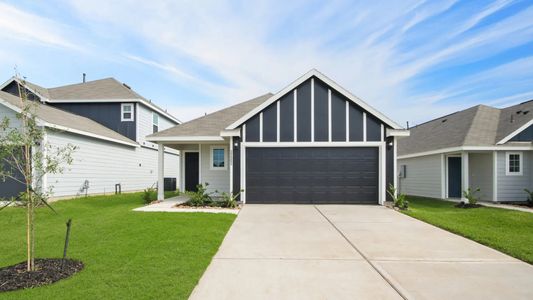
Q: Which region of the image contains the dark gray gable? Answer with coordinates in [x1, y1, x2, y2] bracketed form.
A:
[243, 76, 388, 142]
[2, 81, 41, 102]
[510, 124, 533, 141]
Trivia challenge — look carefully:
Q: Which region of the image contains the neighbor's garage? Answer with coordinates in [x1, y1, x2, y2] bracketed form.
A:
[245, 147, 378, 204]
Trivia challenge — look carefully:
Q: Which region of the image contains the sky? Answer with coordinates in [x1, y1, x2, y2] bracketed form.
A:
[0, 0, 532, 126]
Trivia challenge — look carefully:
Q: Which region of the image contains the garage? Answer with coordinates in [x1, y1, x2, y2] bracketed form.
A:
[245, 147, 379, 204]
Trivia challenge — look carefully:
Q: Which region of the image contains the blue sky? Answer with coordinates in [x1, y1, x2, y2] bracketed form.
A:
[0, 0, 532, 125]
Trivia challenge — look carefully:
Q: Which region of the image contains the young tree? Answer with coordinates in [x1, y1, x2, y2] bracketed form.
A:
[0, 76, 77, 271]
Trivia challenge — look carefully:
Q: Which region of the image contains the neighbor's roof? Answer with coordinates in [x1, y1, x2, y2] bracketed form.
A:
[0, 91, 137, 147]
[398, 100, 533, 156]
[148, 93, 273, 138]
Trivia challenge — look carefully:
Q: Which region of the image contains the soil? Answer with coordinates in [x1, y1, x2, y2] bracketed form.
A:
[174, 204, 240, 210]
[455, 202, 482, 209]
[0, 258, 84, 292]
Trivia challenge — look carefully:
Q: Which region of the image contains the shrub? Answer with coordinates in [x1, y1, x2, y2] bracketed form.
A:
[186, 183, 213, 207]
[387, 184, 408, 210]
[463, 188, 480, 205]
[524, 189, 533, 206]
[219, 190, 243, 208]
[142, 187, 157, 204]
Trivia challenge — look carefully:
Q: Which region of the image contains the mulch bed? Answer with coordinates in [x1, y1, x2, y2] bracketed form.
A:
[455, 202, 482, 209]
[0, 258, 84, 292]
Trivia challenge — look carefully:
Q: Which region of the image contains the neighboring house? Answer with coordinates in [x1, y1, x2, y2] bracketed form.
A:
[397, 101, 533, 203]
[0, 77, 181, 199]
[147, 69, 409, 204]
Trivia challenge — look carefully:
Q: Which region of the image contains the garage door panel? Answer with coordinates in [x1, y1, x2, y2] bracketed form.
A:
[246, 147, 378, 204]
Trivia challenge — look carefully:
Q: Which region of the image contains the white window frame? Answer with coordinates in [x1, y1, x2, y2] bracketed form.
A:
[505, 151, 523, 176]
[121, 103, 134, 122]
[210, 146, 228, 170]
[152, 112, 159, 133]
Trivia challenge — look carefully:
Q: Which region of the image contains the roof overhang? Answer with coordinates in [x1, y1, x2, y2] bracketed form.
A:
[398, 145, 533, 160]
[145, 136, 226, 143]
[496, 118, 533, 145]
[225, 69, 404, 130]
[220, 129, 241, 137]
[386, 128, 410, 137]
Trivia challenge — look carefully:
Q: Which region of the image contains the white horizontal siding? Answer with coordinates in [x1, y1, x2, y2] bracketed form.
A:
[200, 144, 230, 194]
[137, 103, 176, 148]
[398, 154, 442, 198]
[468, 153, 493, 201]
[46, 130, 179, 198]
[0, 103, 21, 131]
[497, 151, 532, 202]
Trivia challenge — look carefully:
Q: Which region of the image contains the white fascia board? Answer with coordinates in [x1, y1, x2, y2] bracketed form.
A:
[46, 98, 181, 124]
[226, 69, 403, 130]
[497, 119, 533, 144]
[386, 128, 410, 137]
[242, 141, 383, 147]
[44, 123, 139, 147]
[398, 145, 533, 160]
[146, 136, 225, 142]
[220, 129, 241, 137]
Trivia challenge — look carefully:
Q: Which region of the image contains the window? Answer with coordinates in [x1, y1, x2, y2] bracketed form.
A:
[506, 152, 522, 175]
[152, 113, 159, 133]
[210, 146, 227, 170]
[121, 104, 134, 121]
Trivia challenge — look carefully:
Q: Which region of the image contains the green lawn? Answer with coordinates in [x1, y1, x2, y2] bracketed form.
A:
[0, 192, 236, 299]
[403, 196, 533, 264]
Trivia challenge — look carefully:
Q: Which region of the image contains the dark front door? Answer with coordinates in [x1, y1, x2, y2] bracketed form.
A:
[245, 147, 379, 204]
[184, 152, 199, 192]
[448, 157, 462, 198]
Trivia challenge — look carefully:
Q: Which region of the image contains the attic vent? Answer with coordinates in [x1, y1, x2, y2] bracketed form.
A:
[441, 119, 447, 123]
[516, 110, 522, 114]
[524, 110, 530, 115]
[122, 83, 131, 89]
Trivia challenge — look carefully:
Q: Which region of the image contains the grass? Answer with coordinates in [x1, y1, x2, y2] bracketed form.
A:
[0, 191, 236, 299]
[403, 196, 533, 264]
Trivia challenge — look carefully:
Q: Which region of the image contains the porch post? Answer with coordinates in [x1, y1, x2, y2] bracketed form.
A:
[493, 151, 498, 202]
[461, 151, 469, 202]
[157, 143, 165, 201]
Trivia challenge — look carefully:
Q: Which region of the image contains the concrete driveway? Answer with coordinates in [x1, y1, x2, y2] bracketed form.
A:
[190, 205, 533, 300]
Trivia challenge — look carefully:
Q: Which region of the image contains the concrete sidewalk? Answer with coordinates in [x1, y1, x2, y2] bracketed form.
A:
[189, 205, 533, 300]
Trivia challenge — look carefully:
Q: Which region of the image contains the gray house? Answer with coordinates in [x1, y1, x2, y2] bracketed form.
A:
[398, 101, 533, 202]
[147, 69, 409, 204]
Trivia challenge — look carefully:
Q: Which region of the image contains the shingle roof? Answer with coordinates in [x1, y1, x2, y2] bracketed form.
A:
[398, 100, 533, 156]
[149, 93, 273, 138]
[0, 91, 137, 146]
[48, 78, 143, 100]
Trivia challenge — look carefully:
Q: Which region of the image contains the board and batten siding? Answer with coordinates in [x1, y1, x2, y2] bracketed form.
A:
[398, 154, 442, 199]
[468, 153, 493, 201]
[199, 144, 230, 194]
[497, 151, 532, 202]
[46, 130, 179, 198]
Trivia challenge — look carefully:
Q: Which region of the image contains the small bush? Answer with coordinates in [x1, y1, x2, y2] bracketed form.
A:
[219, 190, 242, 208]
[387, 184, 408, 210]
[463, 187, 480, 205]
[142, 187, 157, 204]
[186, 183, 213, 207]
[524, 189, 533, 207]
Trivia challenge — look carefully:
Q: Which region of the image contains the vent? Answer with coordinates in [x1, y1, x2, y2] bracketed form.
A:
[123, 83, 131, 89]
[441, 119, 447, 123]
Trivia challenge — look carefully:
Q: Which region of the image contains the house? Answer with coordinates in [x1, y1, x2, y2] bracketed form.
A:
[0, 76, 181, 199]
[146, 69, 409, 204]
[397, 101, 533, 203]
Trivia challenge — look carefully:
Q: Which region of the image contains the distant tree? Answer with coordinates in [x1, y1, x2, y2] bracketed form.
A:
[0, 74, 77, 271]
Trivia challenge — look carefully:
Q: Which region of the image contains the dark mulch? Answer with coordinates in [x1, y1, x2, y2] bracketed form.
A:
[455, 202, 482, 209]
[0, 258, 83, 292]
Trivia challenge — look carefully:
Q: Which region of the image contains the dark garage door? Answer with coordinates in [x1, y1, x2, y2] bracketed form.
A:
[245, 147, 379, 204]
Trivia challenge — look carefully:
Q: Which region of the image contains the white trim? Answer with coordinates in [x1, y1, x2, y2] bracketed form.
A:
[241, 141, 383, 147]
[293, 89, 297, 142]
[386, 128, 410, 137]
[240, 142, 246, 203]
[220, 129, 241, 137]
[225, 69, 402, 130]
[146, 136, 225, 142]
[345, 100, 349, 141]
[276, 101, 280, 142]
[497, 119, 533, 144]
[135, 103, 140, 142]
[363, 112, 367, 142]
[198, 144, 202, 184]
[393, 136, 397, 193]
[398, 145, 533, 159]
[121, 103, 134, 122]
[379, 142, 386, 205]
[328, 89, 332, 142]
[461, 152, 469, 201]
[1, 77, 50, 102]
[493, 150, 498, 202]
[209, 145, 228, 171]
[440, 154, 446, 199]
[229, 137, 233, 194]
[44, 123, 138, 147]
[311, 78, 315, 142]
[242, 124, 247, 142]
[152, 111, 159, 133]
[259, 112, 263, 142]
[505, 151, 523, 176]
[157, 143, 165, 201]
[380, 124, 384, 142]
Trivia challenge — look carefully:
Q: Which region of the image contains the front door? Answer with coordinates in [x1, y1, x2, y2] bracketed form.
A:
[448, 157, 462, 198]
[185, 152, 199, 192]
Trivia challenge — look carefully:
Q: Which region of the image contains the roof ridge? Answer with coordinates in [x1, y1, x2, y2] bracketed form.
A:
[47, 77, 116, 90]
[463, 105, 501, 145]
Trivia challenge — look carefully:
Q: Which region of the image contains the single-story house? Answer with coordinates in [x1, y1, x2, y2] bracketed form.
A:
[147, 69, 409, 204]
[0, 77, 180, 199]
[397, 101, 533, 202]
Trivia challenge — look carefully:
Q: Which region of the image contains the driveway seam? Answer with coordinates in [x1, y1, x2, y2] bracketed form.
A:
[314, 205, 408, 300]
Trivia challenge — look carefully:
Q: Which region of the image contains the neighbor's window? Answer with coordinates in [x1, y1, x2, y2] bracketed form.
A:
[121, 104, 134, 121]
[506, 152, 522, 175]
[211, 146, 227, 170]
[152, 112, 159, 133]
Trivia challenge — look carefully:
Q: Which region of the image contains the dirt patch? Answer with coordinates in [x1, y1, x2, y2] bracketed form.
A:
[455, 202, 483, 209]
[0, 258, 83, 292]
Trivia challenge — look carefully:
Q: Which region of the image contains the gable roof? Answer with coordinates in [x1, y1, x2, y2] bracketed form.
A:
[147, 93, 273, 141]
[0, 77, 180, 124]
[398, 100, 533, 156]
[0, 91, 138, 147]
[226, 69, 403, 130]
